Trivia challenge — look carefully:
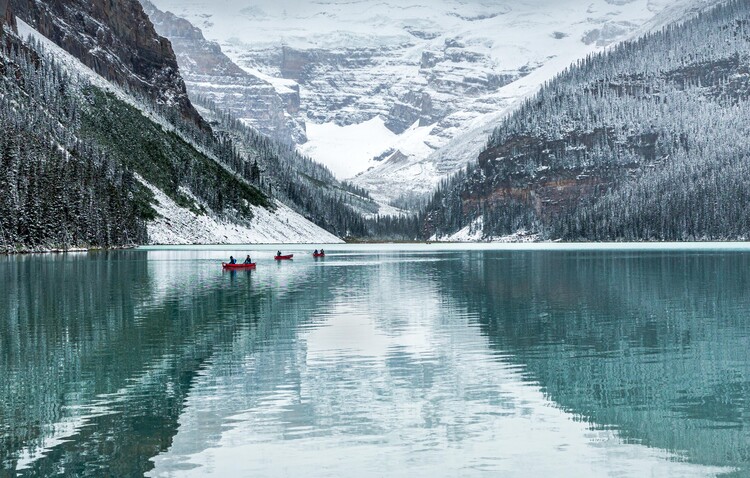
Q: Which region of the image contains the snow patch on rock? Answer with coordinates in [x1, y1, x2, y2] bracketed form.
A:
[445, 217, 485, 242]
[432, 217, 539, 243]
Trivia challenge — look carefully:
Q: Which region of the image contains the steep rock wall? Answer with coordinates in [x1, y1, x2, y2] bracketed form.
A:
[10, 0, 207, 129]
[140, 0, 305, 143]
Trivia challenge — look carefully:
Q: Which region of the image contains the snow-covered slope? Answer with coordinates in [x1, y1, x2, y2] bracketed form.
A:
[19, 18, 342, 245]
[148, 0, 722, 207]
[142, 179, 342, 244]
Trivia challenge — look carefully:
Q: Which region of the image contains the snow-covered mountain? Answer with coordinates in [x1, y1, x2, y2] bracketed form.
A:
[421, 0, 750, 242]
[147, 0, 720, 207]
[1, 1, 343, 251]
[140, 0, 307, 144]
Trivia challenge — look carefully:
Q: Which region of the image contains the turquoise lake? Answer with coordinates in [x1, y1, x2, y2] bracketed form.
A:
[1, 244, 749, 477]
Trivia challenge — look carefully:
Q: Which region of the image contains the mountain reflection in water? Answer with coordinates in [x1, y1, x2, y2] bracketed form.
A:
[1, 247, 747, 477]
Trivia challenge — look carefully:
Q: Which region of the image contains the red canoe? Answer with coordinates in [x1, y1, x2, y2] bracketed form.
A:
[222, 262, 256, 269]
[313, 253, 325, 258]
[274, 254, 294, 260]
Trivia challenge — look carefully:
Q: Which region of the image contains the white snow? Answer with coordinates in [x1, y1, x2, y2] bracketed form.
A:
[444, 217, 485, 242]
[149, 0, 697, 55]
[140, 177, 342, 245]
[300, 116, 437, 179]
[431, 216, 540, 243]
[299, 117, 396, 179]
[239, 65, 299, 96]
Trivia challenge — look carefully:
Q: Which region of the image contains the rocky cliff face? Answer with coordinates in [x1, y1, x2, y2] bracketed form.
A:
[10, 0, 206, 130]
[139, 1, 304, 144]
[0, 0, 14, 32]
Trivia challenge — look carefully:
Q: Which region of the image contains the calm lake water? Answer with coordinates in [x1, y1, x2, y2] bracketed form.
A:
[1, 244, 749, 477]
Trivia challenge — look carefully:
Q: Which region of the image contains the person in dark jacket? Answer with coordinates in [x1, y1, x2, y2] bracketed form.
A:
[244, 255, 252, 264]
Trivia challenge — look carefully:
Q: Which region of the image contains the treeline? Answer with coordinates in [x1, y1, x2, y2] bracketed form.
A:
[0, 37, 147, 252]
[193, 95, 399, 238]
[423, 0, 750, 241]
[0, 29, 276, 252]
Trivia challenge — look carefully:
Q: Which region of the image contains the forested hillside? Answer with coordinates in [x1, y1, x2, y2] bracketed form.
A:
[194, 97, 381, 239]
[423, 0, 750, 241]
[0, 36, 146, 250]
[0, 31, 272, 252]
[1, 0, 417, 251]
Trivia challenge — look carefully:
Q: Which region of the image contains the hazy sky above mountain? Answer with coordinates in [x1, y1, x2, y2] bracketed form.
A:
[150, 0, 697, 51]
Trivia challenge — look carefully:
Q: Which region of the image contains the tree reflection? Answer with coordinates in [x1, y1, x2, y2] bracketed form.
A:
[0, 251, 334, 476]
[444, 251, 750, 472]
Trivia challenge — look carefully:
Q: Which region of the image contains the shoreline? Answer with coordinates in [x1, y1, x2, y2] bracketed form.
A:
[0, 245, 139, 256]
[6, 239, 750, 255]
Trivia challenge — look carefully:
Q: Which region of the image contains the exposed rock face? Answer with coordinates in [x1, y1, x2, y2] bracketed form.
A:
[10, 0, 206, 129]
[140, 1, 305, 143]
[281, 47, 310, 82]
[261, 40, 513, 134]
[0, 0, 15, 32]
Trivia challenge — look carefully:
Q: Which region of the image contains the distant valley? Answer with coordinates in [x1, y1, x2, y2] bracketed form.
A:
[148, 0, 719, 207]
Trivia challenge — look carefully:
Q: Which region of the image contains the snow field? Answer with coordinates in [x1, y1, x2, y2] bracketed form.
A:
[141, 176, 342, 245]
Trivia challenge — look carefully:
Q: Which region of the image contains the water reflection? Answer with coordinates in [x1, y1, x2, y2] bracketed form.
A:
[447, 251, 750, 474]
[1, 248, 748, 476]
[0, 250, 333, 476]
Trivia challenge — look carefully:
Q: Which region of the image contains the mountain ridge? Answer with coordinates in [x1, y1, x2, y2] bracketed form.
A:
[139, 0, 306, 145]
[421, 0, 750, 242]
[9, 0, 207, 130]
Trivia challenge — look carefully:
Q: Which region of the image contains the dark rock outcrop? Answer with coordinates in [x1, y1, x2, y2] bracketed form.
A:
[10, 0, 207, 130]
[0, 0, 15, 32]
[385, 91, 437, 134]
